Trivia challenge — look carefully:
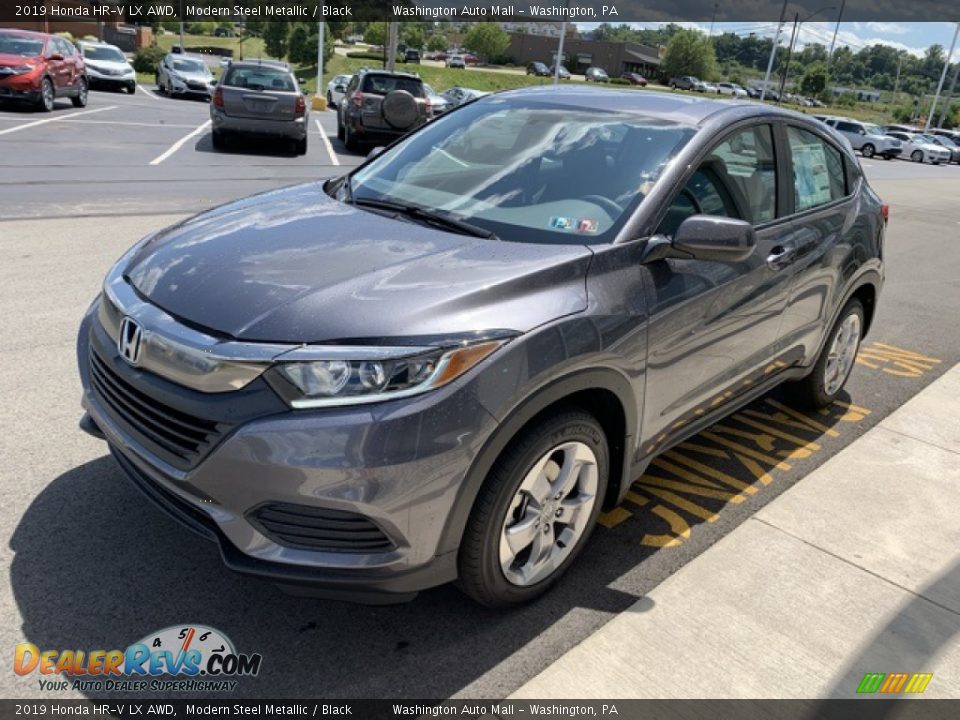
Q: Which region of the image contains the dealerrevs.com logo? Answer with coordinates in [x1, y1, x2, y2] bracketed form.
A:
[15, 625, 262, 693]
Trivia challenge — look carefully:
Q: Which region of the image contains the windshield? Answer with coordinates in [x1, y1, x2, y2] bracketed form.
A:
[937, 136, 958, 147]
[171, 58, 208, 75]
[83, 45, 125, 62]
[349, 99, 695, 245]
[0, 33, 44, 56]
[864, 124, 884, 136]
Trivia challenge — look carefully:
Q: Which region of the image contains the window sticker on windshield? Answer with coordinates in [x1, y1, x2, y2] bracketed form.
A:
[550, 217, 599, 233]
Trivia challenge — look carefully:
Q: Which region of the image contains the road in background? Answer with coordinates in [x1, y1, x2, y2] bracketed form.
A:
[1, 88, 960, 700]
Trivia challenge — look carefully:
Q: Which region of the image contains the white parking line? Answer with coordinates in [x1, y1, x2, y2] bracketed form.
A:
[315, 118, 340, 166]
[149, 119, 211, 166]
[137, 84, 160, 99]
[60, 119, 198, 129]
[0, 105, 117, 136]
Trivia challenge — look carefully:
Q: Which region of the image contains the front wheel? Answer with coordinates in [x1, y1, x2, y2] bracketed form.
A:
[37, 77, 55, 112]
[457, 410, 609, 607]
[911, 150, 923, 163]
[861, 143, 875, 158]
[785, 299, 864, 408]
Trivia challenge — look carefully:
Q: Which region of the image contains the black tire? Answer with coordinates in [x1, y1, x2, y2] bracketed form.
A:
[127, 83, 136, 94]
[37, 77, 55, 112]
[336, 112, 345, 141]
[326, 91, 333, 106]
[71, 77, 88, 108]
[861, 143, 875, 158]
[211, 129, 226, 150]
[344, 123, 360, 152]
[911, 150, 923, 163]
[457, 410, 609, 608]
[784, 299, 865, 409]
[295, 136, 308, 155]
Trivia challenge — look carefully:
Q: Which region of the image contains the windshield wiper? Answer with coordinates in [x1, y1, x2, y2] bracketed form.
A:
[350, 197, 498, 240]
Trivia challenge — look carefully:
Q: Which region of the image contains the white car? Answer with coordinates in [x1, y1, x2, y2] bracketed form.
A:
[326, 73, 350, 108]
[716, 82, 748, 97]
[885, 130, 951, 164]
[76, 40, 136, 94]
[446, 55, 466, 69]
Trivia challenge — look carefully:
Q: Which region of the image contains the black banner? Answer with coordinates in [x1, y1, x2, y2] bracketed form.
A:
[3, 700, 960, 720]
[0, 0, 958, 23]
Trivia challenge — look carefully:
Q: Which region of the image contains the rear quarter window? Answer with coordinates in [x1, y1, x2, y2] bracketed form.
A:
[787, 126, 847, 212]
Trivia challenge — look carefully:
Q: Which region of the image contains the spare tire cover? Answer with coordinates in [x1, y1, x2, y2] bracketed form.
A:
[382, 89, 419, 130]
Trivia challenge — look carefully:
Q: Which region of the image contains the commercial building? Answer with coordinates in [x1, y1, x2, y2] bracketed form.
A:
[506, 33, 662, 77]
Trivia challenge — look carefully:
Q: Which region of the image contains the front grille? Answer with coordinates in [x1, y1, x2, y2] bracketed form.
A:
[250, 503, 395, 553]
[89, 349, 227, 467]
[187, 80, 207, 91]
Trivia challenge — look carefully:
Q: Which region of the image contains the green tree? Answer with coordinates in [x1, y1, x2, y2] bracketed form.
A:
[262, 22, 289, 60]
[363, 22, 387, 47]
[426, 33, 448, 53]
[403, 25, 425, 50]
[464, 23, 510, 63]
[661, 28, 717, 80]
[287, 24, 312, 65]
[800, 61, 828, 96]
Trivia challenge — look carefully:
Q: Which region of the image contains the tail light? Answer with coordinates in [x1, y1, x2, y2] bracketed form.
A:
[880, 203, 889, 224]
[352, 90, 364, 108]
[212, 86, 223, 108]
[294, 94, 305, 115]
[424, 97, 433, 118]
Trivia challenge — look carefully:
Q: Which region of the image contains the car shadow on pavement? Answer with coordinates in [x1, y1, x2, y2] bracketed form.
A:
[11, 389, 857, 699]
[10, 455, 644, 699]
[194, 132, 301, 158]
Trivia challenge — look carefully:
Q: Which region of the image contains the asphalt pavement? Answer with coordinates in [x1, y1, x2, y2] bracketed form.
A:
[2, 87, 960, 700]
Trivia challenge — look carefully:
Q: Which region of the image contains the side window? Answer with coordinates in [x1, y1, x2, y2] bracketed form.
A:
[657, 124, 777, 236]
[787, 126, 847, 212]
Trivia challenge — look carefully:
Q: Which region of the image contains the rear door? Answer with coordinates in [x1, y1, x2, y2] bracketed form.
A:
[220, 65, 299, 120]
[774, 123, 860, 360]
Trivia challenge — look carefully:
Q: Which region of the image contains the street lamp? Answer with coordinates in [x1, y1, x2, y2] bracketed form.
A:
[312, 21, 326, 112]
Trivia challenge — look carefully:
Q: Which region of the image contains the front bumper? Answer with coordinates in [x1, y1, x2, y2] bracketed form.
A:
[77, 301, 494, 601]
[211, 109, 307, 140]
[87, 71, 135, 89]
[0, 74, 41, 101]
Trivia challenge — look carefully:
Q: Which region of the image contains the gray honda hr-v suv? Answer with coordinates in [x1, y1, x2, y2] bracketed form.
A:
[77, 87, 885, 607]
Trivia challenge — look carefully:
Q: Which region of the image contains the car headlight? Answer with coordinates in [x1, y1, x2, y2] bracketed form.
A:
[11, 64, 35, 74]
[268, 340, 506, 408]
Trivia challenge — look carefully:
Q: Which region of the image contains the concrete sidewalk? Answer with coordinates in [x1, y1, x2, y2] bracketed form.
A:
[511, 364, 960, 699]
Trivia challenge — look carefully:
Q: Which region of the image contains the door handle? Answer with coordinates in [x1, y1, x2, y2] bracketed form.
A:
[766, 245, 796, 269]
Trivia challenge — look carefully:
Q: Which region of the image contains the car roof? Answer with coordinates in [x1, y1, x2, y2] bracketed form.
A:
[493, 85, 806, 126]
[362, 70, 421, 80]
[0, 28, 48, 38]
[227, 59, 290, 70]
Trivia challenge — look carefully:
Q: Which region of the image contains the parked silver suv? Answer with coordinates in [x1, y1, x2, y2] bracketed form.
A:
[823, 117, 901, 160]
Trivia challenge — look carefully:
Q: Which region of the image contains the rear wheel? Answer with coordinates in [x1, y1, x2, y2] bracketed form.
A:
[457, 410, 609, 607]
[71, 77, 88, 108]
[911, 150, 923, 163]
[37, 77, 55, 112]
[336, 112, 344, 140]
[295, 136, 308, 155]
[211, 129, 226, 150]
[344, 123, 360, 152]
[861, 143, 875, 158]
[785, 299, 864, 409]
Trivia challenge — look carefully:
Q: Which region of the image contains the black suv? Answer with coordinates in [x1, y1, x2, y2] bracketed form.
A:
[403, 49, 421, 64]
[337, 70, 432, 152]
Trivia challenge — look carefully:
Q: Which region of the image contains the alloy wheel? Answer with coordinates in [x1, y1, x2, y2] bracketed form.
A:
[41, 79, 54, 111]
[499, 441, 599, 587]
[824, 313, 861, 396]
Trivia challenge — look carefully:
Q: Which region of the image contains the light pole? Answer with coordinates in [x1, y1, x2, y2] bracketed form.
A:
[779, 5, 836, 103]
[760, 0, 789, 102]
[312, 21, 326, 111]
[554, 23, 567, 86]
[926, 22, 960, 132]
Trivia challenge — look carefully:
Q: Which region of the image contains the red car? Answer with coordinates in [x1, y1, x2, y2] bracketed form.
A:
[622, 72, 648, 86]
[0, 29, 88, 112]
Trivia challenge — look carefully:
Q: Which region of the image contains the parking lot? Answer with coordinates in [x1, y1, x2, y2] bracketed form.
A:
[2, 86, 960, 700]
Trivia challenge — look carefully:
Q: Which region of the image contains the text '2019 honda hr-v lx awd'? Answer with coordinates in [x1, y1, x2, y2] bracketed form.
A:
[78, 87, 885, 607]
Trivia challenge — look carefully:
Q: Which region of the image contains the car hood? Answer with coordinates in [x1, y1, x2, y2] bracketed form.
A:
[172, 70, 212, 82]
[124, 183, 593, 343]
[0, 52, 39, 67]
[84, 59, 131, 72]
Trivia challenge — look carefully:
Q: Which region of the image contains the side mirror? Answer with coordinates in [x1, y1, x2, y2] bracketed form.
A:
[367, 146, 386, 159]
[335, 84, 346, 92]
[643, 216, 756, 263]
[48, 52, 64, 61]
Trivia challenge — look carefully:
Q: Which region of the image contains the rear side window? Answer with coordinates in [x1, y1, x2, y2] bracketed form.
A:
[362, 75, 425, 98]
[223, 66, 295, 91]
[787, 126, 847, 212]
